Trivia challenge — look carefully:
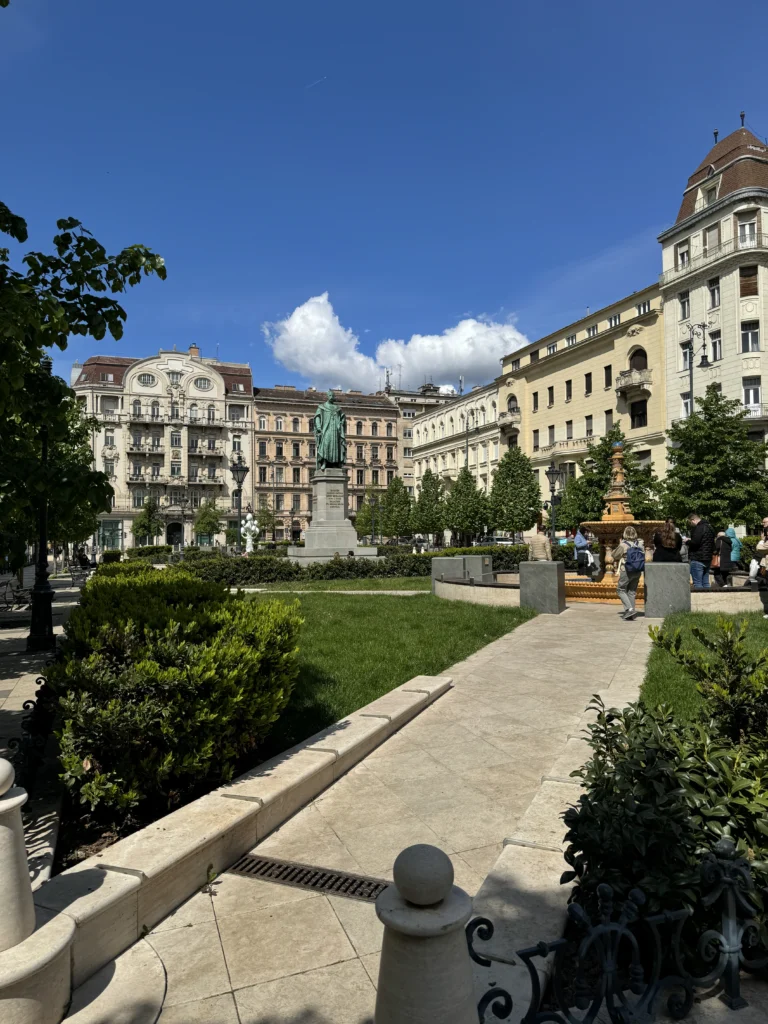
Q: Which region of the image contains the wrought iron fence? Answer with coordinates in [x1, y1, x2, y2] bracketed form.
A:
[467, 838, 767, 1022]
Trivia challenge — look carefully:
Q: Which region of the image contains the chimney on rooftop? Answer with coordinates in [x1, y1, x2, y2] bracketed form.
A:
[189, 344, 201, 358]
[713, 129, 719, 143]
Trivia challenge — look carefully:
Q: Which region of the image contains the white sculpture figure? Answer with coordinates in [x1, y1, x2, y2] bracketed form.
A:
[241, 512, 259, 554]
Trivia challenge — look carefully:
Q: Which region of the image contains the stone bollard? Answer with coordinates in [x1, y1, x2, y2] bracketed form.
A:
[519, 560, 566, 614]
[644, 562, 691, 617]
[0, 758, 35, 952]
[374, 844, 476, 1024]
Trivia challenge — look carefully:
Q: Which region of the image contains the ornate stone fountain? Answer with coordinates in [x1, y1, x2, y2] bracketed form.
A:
[566, 441, 665, 603]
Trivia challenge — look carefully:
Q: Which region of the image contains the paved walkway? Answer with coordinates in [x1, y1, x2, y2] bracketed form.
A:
[124, 605, 656, 1023]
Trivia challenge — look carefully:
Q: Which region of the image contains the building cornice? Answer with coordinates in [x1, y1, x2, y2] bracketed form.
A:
[658, 186, 768, 243]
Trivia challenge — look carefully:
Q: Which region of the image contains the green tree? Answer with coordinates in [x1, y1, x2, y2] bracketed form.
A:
[194, 499, 224, 542]
[411, 468, 445, 540]
[556, 425, 662, 532]
[353, 488, 377, 540]
[256, 505, 277, 539]
[489, 447, 541, 535]
[0, 196, 166, 566]
[225, 525, 239, 547]
[663, 384, 768, 528]
[381, 476, 412, 541]
[444, 467, 488, 545]
[131, 498, 166, 545]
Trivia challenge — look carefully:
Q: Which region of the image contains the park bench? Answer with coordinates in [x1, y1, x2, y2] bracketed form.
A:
[0, 577, 32, 610]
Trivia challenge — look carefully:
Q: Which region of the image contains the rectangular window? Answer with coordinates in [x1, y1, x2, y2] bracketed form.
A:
[565, 420, 573, 440]
[131, 462, 142, 476]
[133, 492, 145, 508]
[104, 459, 114, 476]
[189, 437, 199, 451]
[403, 428, 412, 439]
[232, 435, 241, 452]
[292, 442, 300, 458]
[404, 447, 413, 457]
[743, 376, 761, 409]
[171, 462, 181, 477]
[585, 372, 592, 395]
[705, 186, 717, 206]
[387, 470, 394, 484]
[704, 223, 720, 254]
[258, 494, 267, 509]
[636, 300, 651, 316]
[739, 216, 757, 247]
[681, 391, 692, 417]
[275, 442, 284, 458]
[189, 467, 199, 481]
[372, 469, 379, 485]
[547, 386, 554, 407]
[356, 469, 364, 485]
[292, 467, 301, 483]
[532, 429, 539, 452]
[605, 409, 613, 432]
[630, 399, 648, 429]
[530, 350, 539, 363]
[676, 240, 690, 267]
[258, 440, 267, 457]
[207, 437, 215, 451]
[171, 431, 181, 448]
[372, 445, 379, 461]
[275, 467, 284, 483]
[309, 443, 316, 457]
[356, 444, 364, 460]
[258, 466, 267, 483]
[207, 464, 215, 480]
[510, 358, 520, 371]
[151, 464, 160, 478]
[710, 330, 722, 362]
[604, 364, 612, 388]
[742, 321, 760, 353]
[547, 342, 557, 356]
[532, 392, 539, 412]
[276, 494, 284, 511]
[100, 372, 114, 383]
[565, 379, 572, 401]
[681, 344, 691, 370]
[132, 433, 142, 447]
[708, 276, 720, 308]
[292, 494, 300, 510]
[356, 494, 363, 510]
[585, 415, 593, 437]
[386, 445, 394, 461]
[548, 424, 555, 445]
[679, 290, 690, 320]
[566, 334, 577, 347]
[740, 265, 759, 298]
[104, 430, 115, 446]
[587, 325, 598, 338]
[608, 314, 621, 328]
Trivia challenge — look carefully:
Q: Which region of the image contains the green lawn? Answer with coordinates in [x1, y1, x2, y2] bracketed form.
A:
[641, 611, 768, 722]
[252, 592, 534, 758]
[254, 576, 432, 592]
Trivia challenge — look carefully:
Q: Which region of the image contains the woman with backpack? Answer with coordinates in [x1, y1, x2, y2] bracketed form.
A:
[612, 525, 644, 621]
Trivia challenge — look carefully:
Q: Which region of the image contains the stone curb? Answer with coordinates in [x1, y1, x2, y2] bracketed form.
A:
[6, 674, 451, 1021]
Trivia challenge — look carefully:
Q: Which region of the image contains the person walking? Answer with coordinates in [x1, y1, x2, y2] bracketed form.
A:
[528, 530, 552, 561]
[652, 519, 683, 562]
[612, 525, 645, 621]
[713, 527, 741, 589]
[687, 513, 715, 590]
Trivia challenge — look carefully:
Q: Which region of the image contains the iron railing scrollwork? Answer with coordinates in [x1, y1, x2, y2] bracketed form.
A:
[467, 839, 767, 1023]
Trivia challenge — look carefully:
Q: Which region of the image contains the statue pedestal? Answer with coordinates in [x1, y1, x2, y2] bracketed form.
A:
[288, 468, 379, 564]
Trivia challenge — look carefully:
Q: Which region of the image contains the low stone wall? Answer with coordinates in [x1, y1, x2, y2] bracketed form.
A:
[433, 578, 520, 607]
[691, 589, 768, 613]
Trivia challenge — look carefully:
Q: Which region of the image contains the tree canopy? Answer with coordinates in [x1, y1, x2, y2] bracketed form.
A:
[444, 467, 488, 544]
[381, 476, 412, 539]
[488, 446, 540, 534]
[0, 198, 166, 566]
[131, 498, 166, 543]
[194, 499, 224, 538]
[556, 424, 662, 532]
[663, 384, 768, 528]
[411, 468, 445, 538]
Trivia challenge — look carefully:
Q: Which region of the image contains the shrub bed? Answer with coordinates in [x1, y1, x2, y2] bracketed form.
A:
[101, 550, 122, 564]
[44, 565, 302, 813]
[189, 553, 435, 585]
[126, 544, 172, 560]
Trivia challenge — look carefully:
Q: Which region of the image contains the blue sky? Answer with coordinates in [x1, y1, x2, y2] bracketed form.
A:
[4, 0, 768, 391]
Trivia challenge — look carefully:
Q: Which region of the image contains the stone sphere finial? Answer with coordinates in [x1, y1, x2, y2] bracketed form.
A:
[393, 844, 454, 906]
[0, 758, 16, 797]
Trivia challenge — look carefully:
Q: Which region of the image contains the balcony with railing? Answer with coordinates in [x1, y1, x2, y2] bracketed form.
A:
[615, 368, 653, 398]
[660, 234, 768, 286]
[536, 435, 592, 457]
[189, 475, 225, 485]
[188, 444, 225, 457]
[498, 409, 522, 432]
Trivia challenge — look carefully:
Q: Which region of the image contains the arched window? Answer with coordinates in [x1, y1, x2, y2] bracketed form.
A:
[629, 348, 648, 371]
[480, 406, 486, 425]
[371, 422, 378, 437]
[259, 416, 267, 430]
[292, 417, 300, 432]
[276, 417, 284, 431]
[431, 424, 435, 440]
[507, 394, 519, 412]
[207, 404, 215, 423]
[189, 404, 198, 422]
[440, 421, 445, 438]
[415, 429, 420, 444]
[132, 399, 141, 417]
[449, 417, 454, 435]
[150, 400, 160, 420]
[491, 401, 497, 420]
[386, 422, 393, 437]
[356, 421, 363, 435]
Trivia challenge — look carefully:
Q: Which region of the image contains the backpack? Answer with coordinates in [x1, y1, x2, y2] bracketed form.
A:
[625, 542, 645, 573]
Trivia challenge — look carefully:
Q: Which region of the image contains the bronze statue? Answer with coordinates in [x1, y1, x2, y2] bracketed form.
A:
[313, 390, 347, 470]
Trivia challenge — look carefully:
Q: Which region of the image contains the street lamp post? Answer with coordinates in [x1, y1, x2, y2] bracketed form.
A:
[369, 492, 377, 548]
[27, 358, 55, 652]
[229, 453, 249, 554]
[544, 462, 564, 548]
[685, 322, 712, 416]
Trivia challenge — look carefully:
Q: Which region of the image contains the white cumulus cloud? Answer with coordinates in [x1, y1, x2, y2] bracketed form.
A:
[262, 292, 528, 393]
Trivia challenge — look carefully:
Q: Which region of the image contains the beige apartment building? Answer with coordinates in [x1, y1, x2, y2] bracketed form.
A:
[497, 285, 667, 490]
[412, 381, 501, 494]
[379, 381, 456, 494]
[72, 347, 253, 550]
[251, 386, 400, 540]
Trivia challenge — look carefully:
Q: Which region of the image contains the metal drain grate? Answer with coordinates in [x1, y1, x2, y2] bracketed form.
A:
[228, 853, 390, 903]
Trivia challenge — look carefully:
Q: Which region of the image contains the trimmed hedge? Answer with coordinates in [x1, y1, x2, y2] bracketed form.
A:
[101, 550, 122, 564]
[189, 553, 436, 586]
[45, 565, 302, 812]
[126, 545, 172, 560]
